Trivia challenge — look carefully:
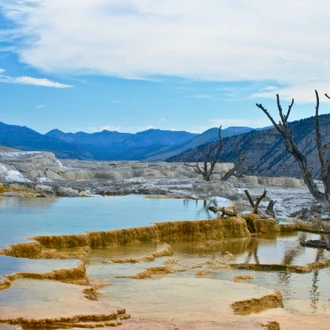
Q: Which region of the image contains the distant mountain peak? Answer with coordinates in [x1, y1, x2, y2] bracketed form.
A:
[47, 128, 64, 134]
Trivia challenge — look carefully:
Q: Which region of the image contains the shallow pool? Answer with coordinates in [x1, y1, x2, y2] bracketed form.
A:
[86, 232, 330, 316]
[0, 195, 217, 249]
[1, 194, 330, 323]
[0, 195, 219, 280]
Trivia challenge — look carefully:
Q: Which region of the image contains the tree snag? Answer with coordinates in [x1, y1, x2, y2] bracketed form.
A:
[185, 127, 249, 181]
[185, 126, 223, 181]
[244, 189, 267, 214]
[256, 90, 330, 209]
[220, 149, 247, 181]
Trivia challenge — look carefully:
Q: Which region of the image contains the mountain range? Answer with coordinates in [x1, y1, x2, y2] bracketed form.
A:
[0, 122, 252, 161]
[168, 114, 330, 179]
[1, 113, 329, 179]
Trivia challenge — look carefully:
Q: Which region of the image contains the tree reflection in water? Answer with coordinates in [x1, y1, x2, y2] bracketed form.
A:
[181, 198, 330, 312]
[182, 198, 217, 220]
[282, 233, 307, 265]
[309, 249, 324, 311]
[244, 238, 260, 264]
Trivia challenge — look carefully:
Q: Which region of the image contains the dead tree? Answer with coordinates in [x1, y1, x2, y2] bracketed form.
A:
[185, 128, 250, 182]
[256, 90, 330, 209]
[221, 150, 247, 181]
[244, 189, 267, 214]
[185, 126, 223, 181]
[244, 189, 278, 220]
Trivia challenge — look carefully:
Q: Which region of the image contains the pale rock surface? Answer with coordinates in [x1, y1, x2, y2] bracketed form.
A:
[0, 151, 318, 216]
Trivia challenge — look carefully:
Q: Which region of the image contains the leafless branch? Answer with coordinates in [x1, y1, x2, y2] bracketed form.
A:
[244, 189, 255, 208]
[256, 90, 330, 208]
[253, 190, 267, 214]
[221, 149, 248, 181]
[186, 126, 223, 181]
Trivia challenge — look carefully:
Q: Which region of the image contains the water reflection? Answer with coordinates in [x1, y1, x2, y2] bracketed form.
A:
[310, 270, 320, 311]
[244, 239, 260, 264]
[182, 198, 224, 220]
[84, 231, 330, 316]
[0, 195, 58, 209]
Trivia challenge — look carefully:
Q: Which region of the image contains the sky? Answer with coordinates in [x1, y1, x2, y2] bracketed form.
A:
[1, 0, 330, 135]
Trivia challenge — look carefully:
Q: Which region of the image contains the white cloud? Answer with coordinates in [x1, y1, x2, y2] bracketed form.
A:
[2, 0, 330, 98]
[0, 74, 72, 88]
[259, 86, 279, 92]
[36, 104, 45, 108]
[250, 81, 330, 103]
[100, 125, 122, 132]
[111, 100, 124, 104]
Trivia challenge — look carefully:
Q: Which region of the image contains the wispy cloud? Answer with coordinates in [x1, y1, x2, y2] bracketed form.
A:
[1, 1, 330, 100]
[250, 81, 330, 103]
[36, 104, 45, 108]
[190, 94, 215, 99]
[260, 86, 278, 92]
[0, 73, 72, 88]
[111, 100, 124, 104]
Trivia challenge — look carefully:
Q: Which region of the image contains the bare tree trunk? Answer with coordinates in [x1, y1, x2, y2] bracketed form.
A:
[221, 150, 247, 181]
[244, 189, 267, 214]
[256, 90, 330, 208]
[185, 126, 223, 181]
[244, 189, 277, 219]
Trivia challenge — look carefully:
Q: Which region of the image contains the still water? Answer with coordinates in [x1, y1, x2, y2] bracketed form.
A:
[0, 194, 216, 249]
[1, 194, 330, 318]
[87, 232, 330, 317]
[0, 195, 216, 279]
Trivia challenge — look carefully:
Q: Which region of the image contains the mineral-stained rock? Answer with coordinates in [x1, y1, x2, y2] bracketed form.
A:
[0, 278, 10, 291]
[0, 217, 251, 261]
[261, 321, 281, 330]
[233, 275, 254, 283]
[155, 216, 251, 243]
[117, 265, 177, 279]
[0, 241, 42, 258]
[0, 278, 130, 328]
[109, 243, 173, 263]
[231, 290, 284, 315]
[3, 261, 89, 287]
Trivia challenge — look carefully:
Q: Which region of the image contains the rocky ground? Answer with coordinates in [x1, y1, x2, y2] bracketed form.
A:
[0, 150, 320, 219]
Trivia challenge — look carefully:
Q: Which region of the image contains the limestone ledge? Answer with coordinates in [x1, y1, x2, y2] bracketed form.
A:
[1, 309, 130, 329]
[0, 216, 315, 262]
[1, 216, 327, 292]
[231, 290, 284, 315]
[109, 243, 173, 263]
[0, 261, 89, 292]
[0, 216, 251, 258]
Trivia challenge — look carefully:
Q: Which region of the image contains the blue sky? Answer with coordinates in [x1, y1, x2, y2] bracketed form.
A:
[1, 0, 330, 134]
